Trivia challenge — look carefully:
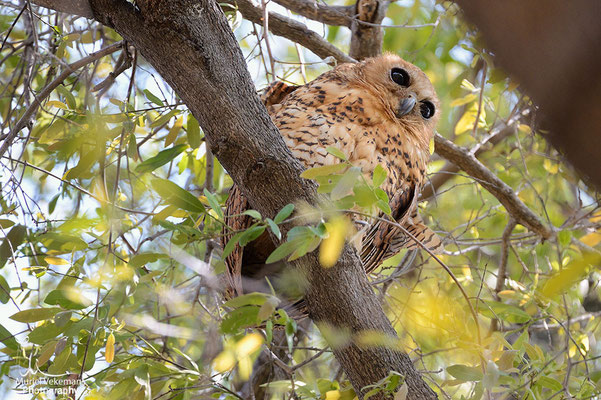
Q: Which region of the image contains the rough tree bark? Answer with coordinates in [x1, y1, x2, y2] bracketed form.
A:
[32, 0, 437, 398]
[349, 0, 388, 60]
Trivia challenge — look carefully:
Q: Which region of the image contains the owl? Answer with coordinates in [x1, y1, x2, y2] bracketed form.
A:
[223, 53, 443, 305]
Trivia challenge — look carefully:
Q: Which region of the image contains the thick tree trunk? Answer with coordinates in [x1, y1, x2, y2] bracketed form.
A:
[455, 0, 601, 191]
[34, 0, 437, 398]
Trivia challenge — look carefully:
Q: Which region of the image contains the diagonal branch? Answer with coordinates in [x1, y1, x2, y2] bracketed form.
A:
[271, 0, 354, 27]
[421, 120, 516, 200]
[433, 133, 555, 240]
[0, 41, 123, 158]
[32, 0, 93, 18]
[226, 0, 355, 64]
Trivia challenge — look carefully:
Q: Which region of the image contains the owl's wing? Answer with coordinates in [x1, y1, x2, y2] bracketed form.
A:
[222, 80, 301, 298]
[260, 80, 300, 108]
[361, 186, 444, 275]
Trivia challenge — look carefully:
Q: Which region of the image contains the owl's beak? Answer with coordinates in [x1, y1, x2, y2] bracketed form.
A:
[397, 94, 417, 117]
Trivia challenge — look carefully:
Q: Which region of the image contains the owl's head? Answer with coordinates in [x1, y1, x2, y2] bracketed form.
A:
[351, 53, 440, 136]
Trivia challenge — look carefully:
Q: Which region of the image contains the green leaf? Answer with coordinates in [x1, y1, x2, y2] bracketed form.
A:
[0, 274, 9, 304]
[537, 376, 562, 391]
[144, 89, 164, 106]
[186, 115, 201, 149]
[266, 239, 300, 264]
[480, 301, 531, 324]
[257, 296, 279, 321]
[274, 204, 294, 224]
[10, 307, 62, 323]
[224, 292, 272, 308]
[266, 218, 281, 240]
[48, 194, 59, 214]
[129, 253, 164, 268]
[203, 189, 224, 220]
[239, 225, 266, 247]
[44, 289, 93, 310]
[220, 305, 260, 334]
[135, 144, 187, 173]
[541, 253, 601, 298]
[37, 232, 87, 254]
[558, 230, 572, 247]
[372, 164, 387, 187]
[326, 146, 348, 161]
[0, 219, 15, 229]
[65, 148, 99, 179]
[243, 210, 262, 220]
[300, 163, 346, 180]
[285, 318, 297, 352]
[0, 224, 26, 268]
[56, 84, 77, 109]
[150, 109, 179, 128]
[222, 232, 242, 259]
[376, 199, 392, 216]
[151, 178, 205, 213]
[446, 364, 483, 382]
[0, 323, 18, 350]
[36, 340, 58, 367]
[331, 167, 361, 201]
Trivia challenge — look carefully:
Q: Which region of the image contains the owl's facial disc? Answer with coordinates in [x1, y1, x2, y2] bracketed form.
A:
[396, 93, 417, 118]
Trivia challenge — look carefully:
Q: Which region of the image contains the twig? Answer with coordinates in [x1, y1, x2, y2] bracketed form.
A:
[0, 41, 123, 157]
[421, 119, 518, 199]
[433, 133, 555, 240]
[490, 218, 516, 332]
[224, 0, 354, 64]
[2, 156, 154, 216]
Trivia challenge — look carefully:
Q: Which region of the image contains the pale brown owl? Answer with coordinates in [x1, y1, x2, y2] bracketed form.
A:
[223, 53, 443, 304]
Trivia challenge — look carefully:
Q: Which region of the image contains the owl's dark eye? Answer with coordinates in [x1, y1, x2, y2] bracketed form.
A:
[420, 101, 435, 119]
[390, 68, 410, 87]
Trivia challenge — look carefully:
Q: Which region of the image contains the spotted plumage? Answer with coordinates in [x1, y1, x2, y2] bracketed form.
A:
[223, 53, 443, 304]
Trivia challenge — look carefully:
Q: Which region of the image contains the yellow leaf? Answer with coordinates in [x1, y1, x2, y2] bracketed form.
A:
[319, 215, 350, 268]
[460, 79, 477, 92]
[44, 256, 70, 266]
[213, 350, 236, 373]
[105, 333, 115, 363]
[236, 332, 263, 358]
[591, 212, 601, 223]
[517, 124, 532, 134]
[325, 390, 341, 400]
[454, 103, 486, 135]
[165, 116, 183, 147]
[449, 93, 477, 107]
[541, 253, 601, 298]
[428, 138, 435, 155]
[580, 232, 601, 247]
[543, 159, 558, 174]
[238, 355, 253, 380]
[46, 100, 68, 110]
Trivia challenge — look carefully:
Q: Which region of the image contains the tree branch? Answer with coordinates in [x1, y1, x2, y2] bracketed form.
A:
[271, 0, 354, 27]
[433, 133, 554, 240]
[225, 0, 355, 64]
[0, 41, 122, 158]
[349, 0, 387, 60]
[32, 0, 93, 18]
[421, 120, 517, 200]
